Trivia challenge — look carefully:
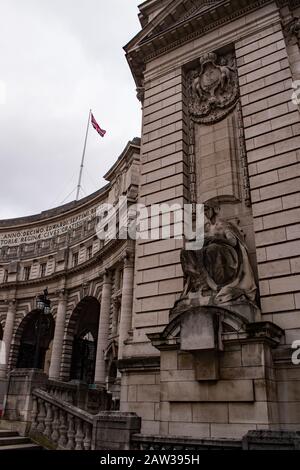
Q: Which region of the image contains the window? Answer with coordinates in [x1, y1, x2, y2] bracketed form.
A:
[3, 270, 8, 283]
[87, 246, 92, 260]
[40, 263, 47, 277]
[23, 266, 31, 281]
[72, 252, 79, 267]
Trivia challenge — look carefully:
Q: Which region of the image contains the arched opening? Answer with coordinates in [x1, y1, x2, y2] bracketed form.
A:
[69, 297, 100, 384]
[16, 310, 55, 370]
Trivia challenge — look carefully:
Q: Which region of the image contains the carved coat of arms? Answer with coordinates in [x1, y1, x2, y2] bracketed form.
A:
[187, 52, 239, 124]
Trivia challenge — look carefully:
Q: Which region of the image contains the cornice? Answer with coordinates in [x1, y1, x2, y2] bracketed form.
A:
[126, 0, 277, 86]
[0, 184, 110, 232]
[117, 355, 160, 372]
[144, 0, 275, 61]
[103, 138, 141, 182]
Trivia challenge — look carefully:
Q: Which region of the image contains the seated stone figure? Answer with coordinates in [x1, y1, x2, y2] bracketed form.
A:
[176, 202, 258, 319]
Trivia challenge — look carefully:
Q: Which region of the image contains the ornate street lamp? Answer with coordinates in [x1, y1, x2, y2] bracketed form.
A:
[33, 288, 51, 369]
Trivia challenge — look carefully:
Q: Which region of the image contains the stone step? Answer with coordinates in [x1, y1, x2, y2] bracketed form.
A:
[0, 443, 43, 450]
[0, 436, 34, 446]
[0, 430, 19, 438]
[0, 429, 43, 450]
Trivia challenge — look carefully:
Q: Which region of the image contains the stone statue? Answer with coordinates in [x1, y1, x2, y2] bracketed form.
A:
[176, 202, 258, 320]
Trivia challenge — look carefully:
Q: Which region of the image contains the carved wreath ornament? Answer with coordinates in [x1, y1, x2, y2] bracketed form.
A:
[187, 52, 239, 124]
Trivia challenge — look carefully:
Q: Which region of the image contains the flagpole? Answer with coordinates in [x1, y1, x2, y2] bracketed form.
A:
[76, 109, 91, 201]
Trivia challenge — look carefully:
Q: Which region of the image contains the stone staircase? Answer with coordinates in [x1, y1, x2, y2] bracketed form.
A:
[0, 430, 43, 450]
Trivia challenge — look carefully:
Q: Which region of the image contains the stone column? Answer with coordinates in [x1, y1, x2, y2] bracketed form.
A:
[111, 267, 121, 336]
[94, 271, 112, 386]
[111, 298, 120, 337]
[49, 290, 67, 380]
[118, 255, 134, 361]
[0, 300, 17, 379]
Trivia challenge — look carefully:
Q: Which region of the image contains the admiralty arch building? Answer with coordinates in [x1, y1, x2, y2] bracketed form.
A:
[1, 0, 300, 451]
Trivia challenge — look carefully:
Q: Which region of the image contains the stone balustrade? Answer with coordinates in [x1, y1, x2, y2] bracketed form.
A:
[45, 379, 113, 414]
[131, 433, 300, 451]
[46, 379, 78, 404]
[30, 389, 141, 450]
[30, 389, 94, 450]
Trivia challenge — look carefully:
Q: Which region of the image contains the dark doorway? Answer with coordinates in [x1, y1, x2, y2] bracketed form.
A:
[16, 310, 54, 370]
[69, 297, 100, 384]
[71, 331, 96, 384]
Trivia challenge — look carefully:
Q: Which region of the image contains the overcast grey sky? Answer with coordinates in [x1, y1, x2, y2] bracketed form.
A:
[0, 0, 142, 220]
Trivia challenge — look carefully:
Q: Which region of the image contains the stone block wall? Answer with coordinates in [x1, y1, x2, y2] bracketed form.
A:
[275, 350, 300, 430]
[120, 370, 161, 435]
[236, 21, 300, 344]
[128, 3, 286, 358]
[156, 339, 278, 440]
[122, 0, 300, 438]
[131, 68, 188, 353]
[195, 112, 241, 203]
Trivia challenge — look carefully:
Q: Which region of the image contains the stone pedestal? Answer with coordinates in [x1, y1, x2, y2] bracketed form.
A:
[180, 308, 222, 352]
[148, 310, 284, 439]
[93, 412, 141, 450]
[3, 369, 47, 422]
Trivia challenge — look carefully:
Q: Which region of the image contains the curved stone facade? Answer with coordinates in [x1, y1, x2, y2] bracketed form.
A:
[0, 138, 140, 401]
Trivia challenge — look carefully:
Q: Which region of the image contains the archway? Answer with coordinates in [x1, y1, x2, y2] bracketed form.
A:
[16, 310, 55, 370]
[69, 297, 100, 384]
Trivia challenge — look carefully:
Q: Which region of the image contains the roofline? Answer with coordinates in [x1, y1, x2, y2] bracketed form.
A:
[103, 138, 141, 181]
[0, 184, 110, 230]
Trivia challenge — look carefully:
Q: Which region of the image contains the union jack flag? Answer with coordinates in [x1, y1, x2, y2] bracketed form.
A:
[91, 113, 106, 137]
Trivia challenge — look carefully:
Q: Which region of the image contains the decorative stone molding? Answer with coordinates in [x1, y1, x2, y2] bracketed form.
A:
[237, 100, 251, 207]
[245, 321, 284, 346]
[80, 283, 89, 299]
[117, 356, 160, 372]
[187, 118, 197, 208]
[185, 51, 247, 209]
[147, 307, 248, 352]
[284, 16, 300, 44]
[126, 0, 274, 87]
[187, 52, 239, 125]
[55, 288, 67, 300]
[136, 86, 145, 104]
[4, 298, 16, 307]
[122, 251, 135, 269]
[112, 295, 121, 307]
[114, 172, 123, 199]
[102, 270, 112, 285]
[242, 430, 300, 451]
